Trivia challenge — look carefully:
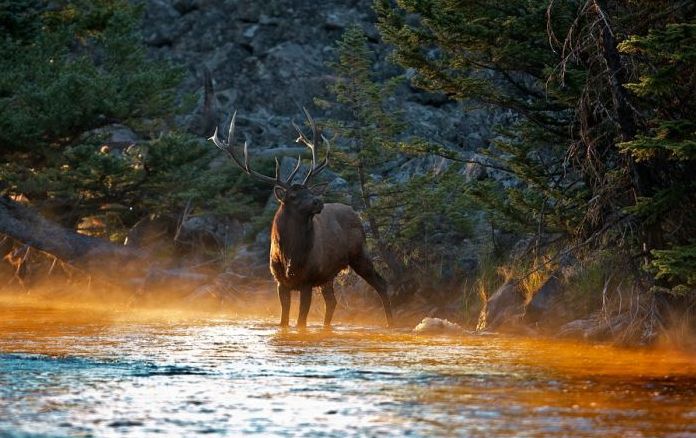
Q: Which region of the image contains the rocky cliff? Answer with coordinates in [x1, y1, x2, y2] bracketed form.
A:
[142, 0, 507, 157]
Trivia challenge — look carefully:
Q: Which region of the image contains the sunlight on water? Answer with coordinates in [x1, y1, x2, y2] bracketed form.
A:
[1, 301, 696, 437]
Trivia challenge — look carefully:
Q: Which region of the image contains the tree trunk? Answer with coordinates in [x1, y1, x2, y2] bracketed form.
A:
[595, 0, 664, 259]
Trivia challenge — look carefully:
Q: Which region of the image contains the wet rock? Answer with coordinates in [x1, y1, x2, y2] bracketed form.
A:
[413, 317, 463, 335]
[557, 313, 633, 341]
[108, 420, 144, 428]
[557, 318, 597, 339]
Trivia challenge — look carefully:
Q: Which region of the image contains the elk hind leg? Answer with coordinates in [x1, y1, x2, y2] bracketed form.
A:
[320, 280, 337, 328]
[350, 253, 394, 327]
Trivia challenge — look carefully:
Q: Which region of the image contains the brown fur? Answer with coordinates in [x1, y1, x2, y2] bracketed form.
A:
[270, 196, 393, 328]
[210, 110, 392, 328]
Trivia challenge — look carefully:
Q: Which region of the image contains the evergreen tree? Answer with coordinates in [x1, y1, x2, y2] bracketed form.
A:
[375, 0, 696, 294]
[326, 26, 475, 299]
[0, 1, 270, 243]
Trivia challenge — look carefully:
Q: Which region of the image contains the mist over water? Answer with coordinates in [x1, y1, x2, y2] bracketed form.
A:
[1, 300, 696, 437]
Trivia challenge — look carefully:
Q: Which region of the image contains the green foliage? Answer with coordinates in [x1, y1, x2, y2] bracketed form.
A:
[0, 0, 181, 150]
[650, 244, 696, 295]
[375, 0, 588, 241]
[0, 1, 268, 243]
[326, 25, 475, 289]
[375, 0, 696, 294]
[618, 23, 696, 163]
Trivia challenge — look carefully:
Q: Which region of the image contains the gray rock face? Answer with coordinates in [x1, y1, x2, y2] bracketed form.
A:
[141, 0, 510, 153]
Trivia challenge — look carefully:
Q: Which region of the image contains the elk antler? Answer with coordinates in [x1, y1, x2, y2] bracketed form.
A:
[209, 111, 302, 188]
[292, 107, 330, 185]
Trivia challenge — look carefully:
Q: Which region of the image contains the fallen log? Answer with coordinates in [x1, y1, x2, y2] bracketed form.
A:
[0, 196, 209, 291]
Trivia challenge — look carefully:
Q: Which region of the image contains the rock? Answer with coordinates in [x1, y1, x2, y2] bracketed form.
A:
[140, 0, 510, 155]
[481, 281, 525, 330]
[413, 317, 463, 335]
[172, 0, 199, 15]
[557, 313, 633, 341]
[243, 24, 260, 39]
[323, 9, 364, 30]
[525, 274, 562, 324]
[178, 215, 245, 249]
[464, 161, 488, 182]
[225, 242, 270, 279]
[327, 175, 348, 188]
[142, 0, 182, 47]
[136, 0, 534, 296]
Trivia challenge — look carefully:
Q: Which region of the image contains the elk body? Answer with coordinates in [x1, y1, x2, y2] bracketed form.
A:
[210, 110, 393, 328]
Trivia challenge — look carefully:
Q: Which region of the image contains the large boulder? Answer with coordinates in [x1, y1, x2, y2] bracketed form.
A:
[480, 281, 526, 330]
[524, 274, 562, 324]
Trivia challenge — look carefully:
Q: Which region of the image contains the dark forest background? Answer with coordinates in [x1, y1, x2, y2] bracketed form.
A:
[1, 0, 694, 345]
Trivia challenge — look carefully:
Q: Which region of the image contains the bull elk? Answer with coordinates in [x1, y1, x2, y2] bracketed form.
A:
[210, 109, 393, 328]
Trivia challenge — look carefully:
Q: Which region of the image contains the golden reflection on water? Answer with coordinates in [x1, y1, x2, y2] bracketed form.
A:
[1, 296, 695, 437]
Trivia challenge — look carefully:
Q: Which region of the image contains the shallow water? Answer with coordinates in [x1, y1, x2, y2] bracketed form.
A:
[1, 303, 696, 437]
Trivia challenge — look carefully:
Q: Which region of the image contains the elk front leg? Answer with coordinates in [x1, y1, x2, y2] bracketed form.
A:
[297, 286, 312, 328]
[320, 281, 337, 328]
[278, 283, 291, 327]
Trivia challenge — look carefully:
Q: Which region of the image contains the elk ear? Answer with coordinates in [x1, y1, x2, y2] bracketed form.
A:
[309, 182, 329, 196]
[273, 186, 287, 203]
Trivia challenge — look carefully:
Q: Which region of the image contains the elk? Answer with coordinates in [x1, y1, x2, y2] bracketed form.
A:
[210, 109, 393, 328]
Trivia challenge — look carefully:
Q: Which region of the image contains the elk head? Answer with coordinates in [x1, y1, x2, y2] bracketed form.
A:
[209, 108, 330, 217]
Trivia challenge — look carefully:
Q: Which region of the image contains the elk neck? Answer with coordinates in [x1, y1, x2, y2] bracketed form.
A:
[272, 205, 315, 272]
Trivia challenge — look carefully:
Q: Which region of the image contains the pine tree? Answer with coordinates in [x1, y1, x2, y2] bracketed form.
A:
[0, 1, 270, 242]
[375, 0, 696, 294]
[326, 26, 476, 300]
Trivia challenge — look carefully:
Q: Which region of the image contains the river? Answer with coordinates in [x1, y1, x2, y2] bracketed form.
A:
[1, 302, 695, 437]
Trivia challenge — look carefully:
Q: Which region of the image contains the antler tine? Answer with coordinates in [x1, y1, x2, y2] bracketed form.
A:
[285, 155, 302, 185]
[292, 120, 311, 147]
[292, 108, 330, 185]
[209, 111, 288, 188]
